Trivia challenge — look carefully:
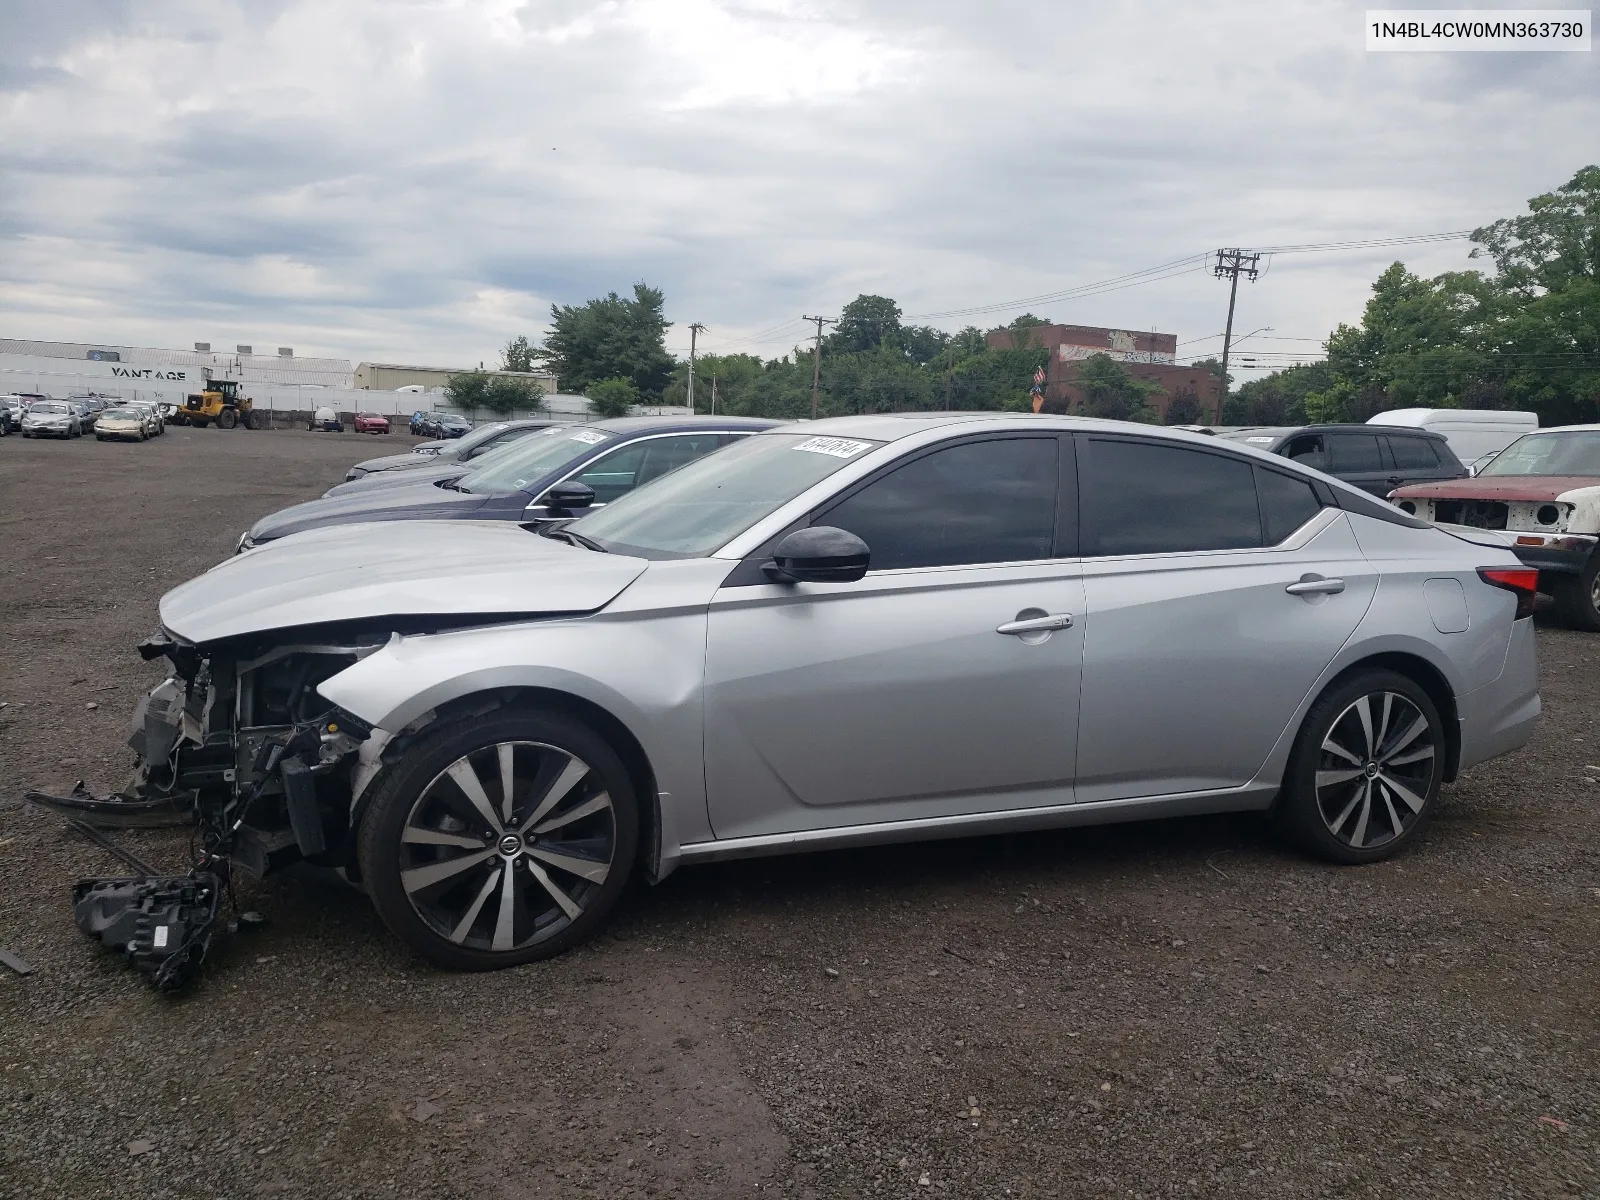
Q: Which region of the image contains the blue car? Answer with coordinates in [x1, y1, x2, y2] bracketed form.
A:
[237, 416, 780, 551]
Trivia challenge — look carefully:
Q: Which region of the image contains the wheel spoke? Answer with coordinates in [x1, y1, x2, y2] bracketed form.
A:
[1380, 788, 1406, 840]
[449, 868, 501, 943]
[491, 856, 519, 951]
[445, 760, 503, 835]
[1386, 744, 1435, 767]
[532, 792, 611, 835]
[1378, 772, 1427, 814]
[403, 848, 496, 894]
[524, 857, 583, 921]
[498, 743, 517, 824]
[403, 827, 488, 850]
[527, 845, 610, 883]
[1377, 692, 1395, 752]
[1317, 767, 1365, 788]
[1327, 782, 1365, 834]
[1380, 712, 1430, 762]
[1354, 696, 1376, 758]
[1322, 736, 1363, 766]
[1349, 782, 1373, 847]
[522, 755, 590, 829]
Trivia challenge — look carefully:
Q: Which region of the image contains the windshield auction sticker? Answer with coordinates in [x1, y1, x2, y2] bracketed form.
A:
[1367, 10, 1589, 50]
[794, 436, 873, 458]
[569, 430, 609, 444]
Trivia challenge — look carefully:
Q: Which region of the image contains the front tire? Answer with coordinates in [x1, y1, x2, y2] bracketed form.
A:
[1553, 554, 1600, 632]
[358, 708, 638, 971]
[1274, 669, 1444, 864]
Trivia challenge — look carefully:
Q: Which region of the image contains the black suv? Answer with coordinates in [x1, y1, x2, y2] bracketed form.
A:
[1216, 424, 1466, 497]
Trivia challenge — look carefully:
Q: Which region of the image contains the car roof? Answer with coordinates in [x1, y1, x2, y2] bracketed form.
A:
[1216, 423, 1450, 444]
[588, 416, 783, 434]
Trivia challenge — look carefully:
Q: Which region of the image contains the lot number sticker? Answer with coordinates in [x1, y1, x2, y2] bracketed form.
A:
[1245, 436, 1276, 443]
[569, 429, 609, 445]
[794, 437, 872, 459]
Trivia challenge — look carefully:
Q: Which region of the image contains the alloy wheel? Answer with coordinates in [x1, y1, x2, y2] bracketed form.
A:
[1315, 691, 1438, 850]
[399, 740, 616, 953]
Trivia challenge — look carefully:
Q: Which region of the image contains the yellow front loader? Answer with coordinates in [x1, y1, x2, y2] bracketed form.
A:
[167, 379, 263, 429]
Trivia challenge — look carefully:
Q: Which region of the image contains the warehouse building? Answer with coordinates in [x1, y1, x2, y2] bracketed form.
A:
[354, 362, 556, 393]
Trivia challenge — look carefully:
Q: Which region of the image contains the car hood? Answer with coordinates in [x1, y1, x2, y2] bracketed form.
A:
[163, 521, 647, 643]
[325, 462, 469, 497]
[352, 450, 458, 474]
[250, 481, 493, 542]
[1392, 475, 1600, 502]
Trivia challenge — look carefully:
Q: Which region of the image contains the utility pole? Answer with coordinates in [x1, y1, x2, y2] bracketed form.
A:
[710, 373, 718, 416]
[802, 315, 836, 419]
[1212, 249, 1261, 422]
[943, 344, 955, 411]
[686, 323, 706, 414]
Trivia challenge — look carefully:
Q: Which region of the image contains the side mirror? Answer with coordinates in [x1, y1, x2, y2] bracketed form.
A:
[763, 526, 870, 584]
[540, 480, 597, 514]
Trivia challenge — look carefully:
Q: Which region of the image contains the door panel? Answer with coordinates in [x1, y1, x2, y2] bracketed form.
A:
[1075, 514, 1376, 802]
[704, 563, 1084, 840]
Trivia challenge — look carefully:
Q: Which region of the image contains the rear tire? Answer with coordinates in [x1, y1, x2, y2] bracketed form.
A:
[1553, 554, 1600, 632]
[1274, 669, 1444, 865]
[358, 707, 639, 971]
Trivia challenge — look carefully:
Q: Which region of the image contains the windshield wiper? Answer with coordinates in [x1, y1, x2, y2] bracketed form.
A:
[542, 527, 608, 553]
[433, 479, 470, 492]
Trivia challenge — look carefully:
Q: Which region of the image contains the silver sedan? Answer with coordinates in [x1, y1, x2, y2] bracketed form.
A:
[107, 414, 1542, 970]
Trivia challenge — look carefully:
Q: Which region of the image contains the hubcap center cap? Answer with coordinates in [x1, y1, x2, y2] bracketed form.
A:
[498, 833, 524, 857]
[1364, 761, 1380, 779]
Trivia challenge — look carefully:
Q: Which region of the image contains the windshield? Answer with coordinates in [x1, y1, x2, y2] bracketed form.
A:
[570, 432, 884, 557]
[1479, 431, 1600, 477]
[459, 427, 605, 494]
[30, 402, 68, 414]
[102, 408, 139, 418]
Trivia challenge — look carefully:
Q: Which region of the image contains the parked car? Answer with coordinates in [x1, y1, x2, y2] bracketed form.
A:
[327, 426, 570, 498]
[76, 397, 110, 427]
[1217, 424, 1466, 496]
[21, 400, 80, 438]
[238, 417, 779, 550]
[434, 413, 473, 439]
[354, 412, 390, 434]
[409, 411, 438, 436]
[338, 419, 561, 487]
[308, 406, 343, 433]
[121, 401, 163, 437]
[95, 406, 150, 442]
[1391, 425, 1600, 629]
[1368, 408, 1538, 464]
[90, 414, 1539, 972]
[2, 393, 41, 432]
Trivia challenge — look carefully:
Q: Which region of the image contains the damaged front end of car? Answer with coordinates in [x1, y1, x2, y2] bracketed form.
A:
[28, 624, 387, 989]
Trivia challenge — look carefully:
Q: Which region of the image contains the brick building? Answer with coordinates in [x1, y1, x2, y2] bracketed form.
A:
[985, 323, 1222, 423]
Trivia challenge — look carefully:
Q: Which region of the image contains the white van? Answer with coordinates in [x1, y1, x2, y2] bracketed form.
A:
[1368, 408, 1537, 464]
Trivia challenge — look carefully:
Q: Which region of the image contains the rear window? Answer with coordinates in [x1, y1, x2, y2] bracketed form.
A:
[1329, 433, 1383, 472]
[1387, 436, 1439, 470]
[1080, 439, 1261, 556]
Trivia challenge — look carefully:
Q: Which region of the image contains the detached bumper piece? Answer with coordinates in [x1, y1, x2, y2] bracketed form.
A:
[24, 782, 190, 828]
[73, 873, 222, 992]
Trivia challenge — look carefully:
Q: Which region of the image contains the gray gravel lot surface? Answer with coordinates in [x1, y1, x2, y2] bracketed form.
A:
[1, 428, 1598, 1199]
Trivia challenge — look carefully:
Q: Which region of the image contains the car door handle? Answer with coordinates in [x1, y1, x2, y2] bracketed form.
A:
[996, 613, 1074, 635]
[1285, 575, 1345, 596]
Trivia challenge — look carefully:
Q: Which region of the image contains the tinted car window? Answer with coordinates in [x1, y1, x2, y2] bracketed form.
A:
[821, 437, 1058, 570]
[1081, 439, 1260, 556]
[633, 433, 739, 488]
[1255, 467, 1323, 544]
[1387, 436, 1438, 471]
[1284, 434, 1326, 470]
[1329, 433, 1382, 472]
[575, 442, 651, 503]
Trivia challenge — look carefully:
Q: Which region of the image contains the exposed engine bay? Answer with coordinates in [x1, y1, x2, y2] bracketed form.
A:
[28, 625, 387, 989]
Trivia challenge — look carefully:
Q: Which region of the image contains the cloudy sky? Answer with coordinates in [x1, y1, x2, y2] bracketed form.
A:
[1, 0, 1594, 375]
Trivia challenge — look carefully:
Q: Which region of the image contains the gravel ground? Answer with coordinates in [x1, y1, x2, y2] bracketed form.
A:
[1, 427, 1597, 1200]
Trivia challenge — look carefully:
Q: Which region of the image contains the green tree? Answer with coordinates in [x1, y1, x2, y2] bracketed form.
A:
[543, 283, 674, 400]
[1006, 313, 1050, 350]
[500, 335, 538, 373]
[1072, 354, 1162, 423]
[444, 370, 491, 416]
[831, 294, 903, 354]
[1472, 164, 1600, 296]
[1225, 361, 1334, 425]
[1164, 386, 1202, 425]
[585, 378, 638, 419]
[479, 375, 546, 418]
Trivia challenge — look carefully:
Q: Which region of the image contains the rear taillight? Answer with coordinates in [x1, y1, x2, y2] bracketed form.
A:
[1478, 566, 1539, 619]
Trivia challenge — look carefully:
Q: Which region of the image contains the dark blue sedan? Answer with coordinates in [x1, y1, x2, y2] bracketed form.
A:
[238, 416, 780, 551]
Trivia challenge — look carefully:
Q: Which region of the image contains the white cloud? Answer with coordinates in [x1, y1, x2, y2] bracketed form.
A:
[0, 0, 1593, 373]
